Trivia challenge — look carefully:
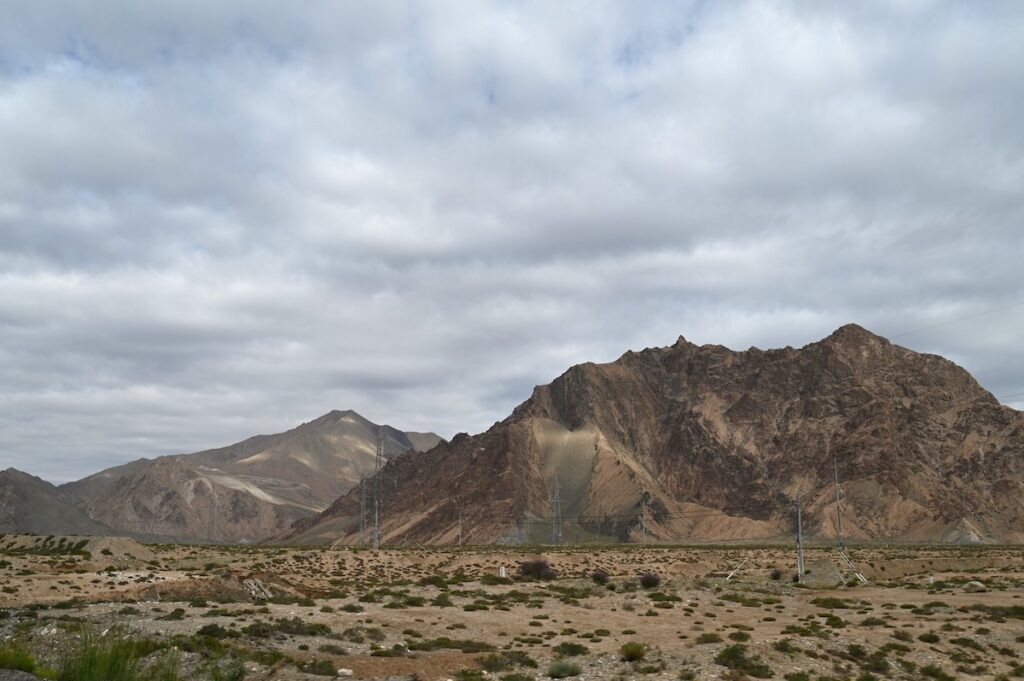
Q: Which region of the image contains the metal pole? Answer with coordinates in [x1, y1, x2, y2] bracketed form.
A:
[359, 476, 367, 546]
[832, 444, 844, 549]
[640, 494, 648, 543]
[796, 499, 805, 582]
[551, 477, 563, 545]
[373, 431, 383, 550]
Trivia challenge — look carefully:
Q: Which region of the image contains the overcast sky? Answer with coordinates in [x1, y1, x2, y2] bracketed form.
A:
[1, 1, 1022, 483]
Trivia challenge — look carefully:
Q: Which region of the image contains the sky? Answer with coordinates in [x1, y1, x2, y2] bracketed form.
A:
[1, 1, 1022, 483]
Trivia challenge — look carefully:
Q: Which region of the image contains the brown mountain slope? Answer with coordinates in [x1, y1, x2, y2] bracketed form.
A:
[281, 325, 1024, 545]
[61, 411, 442, 543]
[0, 468, 115, 536]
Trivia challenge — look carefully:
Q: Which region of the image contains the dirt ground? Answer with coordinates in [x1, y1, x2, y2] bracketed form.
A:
[2, 536, 1024, 680]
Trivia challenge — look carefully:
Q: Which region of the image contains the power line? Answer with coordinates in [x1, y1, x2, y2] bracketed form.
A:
[889, 300, 1024, 339]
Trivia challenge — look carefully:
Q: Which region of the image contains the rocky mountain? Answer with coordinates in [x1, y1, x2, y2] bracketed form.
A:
[61, 410, 441, 543]
[281, 325, 1024, 545]
[0, 468, 116, 535]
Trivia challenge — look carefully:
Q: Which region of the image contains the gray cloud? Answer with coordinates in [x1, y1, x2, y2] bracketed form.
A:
[1, 1, 1022, 482]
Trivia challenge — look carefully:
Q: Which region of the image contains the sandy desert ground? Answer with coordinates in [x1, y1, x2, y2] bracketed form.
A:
[2, 535, 1023, 680]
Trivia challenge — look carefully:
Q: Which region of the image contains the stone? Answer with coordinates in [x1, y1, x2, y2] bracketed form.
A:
[963, 580, 987, 593]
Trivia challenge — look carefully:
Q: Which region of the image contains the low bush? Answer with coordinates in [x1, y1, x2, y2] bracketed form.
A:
[518, 560, 557, 581]
[590, 569, 610, 585]
[479, 650, 537, 671]
[713, 644, 773, 679]
[552, 642, 588, 657]
[696, 633, 722, 644]
[619, 642, 646, 661]
[547, 660, 582, 678]
[638, 572, 661, 589]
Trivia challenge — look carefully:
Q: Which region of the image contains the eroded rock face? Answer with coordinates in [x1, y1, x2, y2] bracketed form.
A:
[59, 410, 442, 543]
[283, 325, 1024, 545]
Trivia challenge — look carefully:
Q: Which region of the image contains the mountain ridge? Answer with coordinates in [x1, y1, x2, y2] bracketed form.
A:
[59, 410, 442, 543]
[280, 325, 1023, 545]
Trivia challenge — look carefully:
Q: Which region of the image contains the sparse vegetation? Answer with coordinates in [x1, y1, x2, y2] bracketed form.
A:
[1, 541, 1022, 681]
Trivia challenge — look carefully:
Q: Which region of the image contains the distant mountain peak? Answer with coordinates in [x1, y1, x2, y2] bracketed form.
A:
[57, 410, 442, 543]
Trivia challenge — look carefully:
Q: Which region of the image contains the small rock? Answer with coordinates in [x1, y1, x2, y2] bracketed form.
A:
[964, 580, 987, 593]
[337, 670, 353, 677]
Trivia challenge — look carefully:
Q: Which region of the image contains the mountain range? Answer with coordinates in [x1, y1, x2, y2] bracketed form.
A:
[3, 325, 1021, 545]
[1, 411, 440, 542]
[281, 324, 1024, 545]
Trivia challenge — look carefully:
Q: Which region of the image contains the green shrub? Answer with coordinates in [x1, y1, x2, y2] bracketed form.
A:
[58, 636, 181, 681]
[620, 642, 646, 661]
[406, 638, 495, 653]
[431, 593, 454, 607]
[950, 637, 984, 651]
[0, 643, 36, 672]
[696, 633, 723, 644]
[713, 644, 773, 679]
[918, 632, 940, 643]
[920, 664, 955, 681]
[196, 624, 237, 640]
[773, 639, 797, 654]
[547, 660, 581, 678]
[551, 642, 588, 657]
[479, 651, 537, 671]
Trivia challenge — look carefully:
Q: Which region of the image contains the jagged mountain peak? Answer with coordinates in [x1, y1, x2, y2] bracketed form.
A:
[282, 326, 1024, 546]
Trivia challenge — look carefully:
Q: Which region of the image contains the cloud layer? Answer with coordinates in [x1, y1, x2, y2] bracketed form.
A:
[1, 1, 1022, 482]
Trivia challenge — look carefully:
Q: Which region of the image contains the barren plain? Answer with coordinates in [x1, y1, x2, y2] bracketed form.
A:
[2, 535, 1023, 680]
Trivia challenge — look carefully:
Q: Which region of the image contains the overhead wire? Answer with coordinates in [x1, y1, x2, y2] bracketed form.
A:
[889, 300, 1024, 339]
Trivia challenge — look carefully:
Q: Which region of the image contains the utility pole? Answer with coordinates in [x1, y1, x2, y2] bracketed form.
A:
[551, 477, 563, 545]
[640, 493, 648, 543]
[832, 443, 844, 549]
[359, 476, 367, 546]
[458, 502, 463, 547]
[796, 499, 805, 583]
[373, 430, 384, 550]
